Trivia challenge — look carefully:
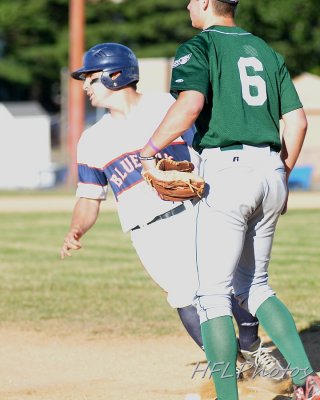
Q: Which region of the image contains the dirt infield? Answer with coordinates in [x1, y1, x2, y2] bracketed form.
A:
[0, 193, 116, 212]
[0, 190, 319, 212]
[1, 326, 319, 400]
[0, 327, 307, 400]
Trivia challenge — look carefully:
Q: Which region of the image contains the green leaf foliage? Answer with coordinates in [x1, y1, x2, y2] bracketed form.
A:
[237, 0, 320, 76]
[0, 0, 319, 110]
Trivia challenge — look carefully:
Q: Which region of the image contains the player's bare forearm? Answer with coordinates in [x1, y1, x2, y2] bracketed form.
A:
[281, 108, 308, 179]
[60, 198, 101, 259]
[140, 91, 204, 170]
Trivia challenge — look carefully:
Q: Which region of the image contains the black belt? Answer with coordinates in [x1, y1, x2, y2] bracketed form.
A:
[131, 204, 186, 231]
[220, 144, 279, 152]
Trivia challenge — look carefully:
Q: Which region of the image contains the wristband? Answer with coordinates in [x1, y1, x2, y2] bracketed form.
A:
[138, 153, 156, 161]
[147, 139, 161, 153]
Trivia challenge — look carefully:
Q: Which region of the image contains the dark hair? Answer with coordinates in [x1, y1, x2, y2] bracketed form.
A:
[212, 0, 237, 17]
[129, 82, 138, 90]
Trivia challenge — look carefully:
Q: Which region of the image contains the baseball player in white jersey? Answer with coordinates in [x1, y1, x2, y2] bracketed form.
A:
[77, 93, 199, 309]
[61, 42, 285, 380]
[61, 43, 200, 311]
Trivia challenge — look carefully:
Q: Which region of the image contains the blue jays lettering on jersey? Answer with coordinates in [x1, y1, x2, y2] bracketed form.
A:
[76, 93, 199, 232]
[79, 144, 191, 201]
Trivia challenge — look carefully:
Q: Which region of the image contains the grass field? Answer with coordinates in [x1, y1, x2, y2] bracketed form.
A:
[0, 207, 319, 338]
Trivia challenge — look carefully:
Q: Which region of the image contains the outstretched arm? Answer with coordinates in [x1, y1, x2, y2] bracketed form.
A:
[60, 197, 101, 259]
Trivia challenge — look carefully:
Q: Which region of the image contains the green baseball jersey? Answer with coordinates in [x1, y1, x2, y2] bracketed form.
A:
[170, 26, 302, 153]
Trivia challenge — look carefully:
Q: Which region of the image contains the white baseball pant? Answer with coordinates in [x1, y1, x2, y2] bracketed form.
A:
[130, 201, 198, 308]
[194, 145, 287, 324]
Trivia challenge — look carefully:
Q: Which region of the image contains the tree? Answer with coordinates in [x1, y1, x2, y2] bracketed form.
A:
[0, 0, 319, 111]
[85, 0, 196, 57]
[0, 0, 69, 111]
[237, 0, 320, 76]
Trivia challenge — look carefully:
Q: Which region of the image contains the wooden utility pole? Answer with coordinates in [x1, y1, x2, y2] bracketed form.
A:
[67, 0, 85, 187]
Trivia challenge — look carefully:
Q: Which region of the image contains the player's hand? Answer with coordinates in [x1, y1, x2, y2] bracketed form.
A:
[60, 231, 82, 259]
[140, 158, 157, 172]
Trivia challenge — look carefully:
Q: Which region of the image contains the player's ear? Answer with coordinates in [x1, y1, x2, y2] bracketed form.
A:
[202, 0, 209, 10]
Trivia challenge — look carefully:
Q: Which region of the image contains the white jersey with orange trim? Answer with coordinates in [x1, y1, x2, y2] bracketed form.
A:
[76, 92, 200, 233]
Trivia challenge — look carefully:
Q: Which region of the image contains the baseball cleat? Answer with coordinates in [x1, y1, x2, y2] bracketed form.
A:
[237, 337, 286, 381]
[292, 374, 320, 400]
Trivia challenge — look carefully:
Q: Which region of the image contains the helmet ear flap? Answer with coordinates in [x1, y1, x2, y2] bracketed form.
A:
[101, 70, 122, 89]
[101, 71, 115, 89]
[101, 68, 139, 90]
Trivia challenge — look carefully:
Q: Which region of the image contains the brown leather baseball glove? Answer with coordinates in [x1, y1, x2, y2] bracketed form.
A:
[156, 158, 195, 173]
[142, 159, 205, 202]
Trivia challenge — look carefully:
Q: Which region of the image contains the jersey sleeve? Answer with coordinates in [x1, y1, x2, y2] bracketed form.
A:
[276, 52, 303, 116]
[170, 37, 210, 99]
[75, 131, 108, 200]
[76, 163, 108, 200]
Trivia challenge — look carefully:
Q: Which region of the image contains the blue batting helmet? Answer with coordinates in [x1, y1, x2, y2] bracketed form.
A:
[71, 43, 139, 90]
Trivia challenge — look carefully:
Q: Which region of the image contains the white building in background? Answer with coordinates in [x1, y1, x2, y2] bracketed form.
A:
[137, 58, 172, 94]
[1, 63, 319, 191]
[0, 101, 56, 189]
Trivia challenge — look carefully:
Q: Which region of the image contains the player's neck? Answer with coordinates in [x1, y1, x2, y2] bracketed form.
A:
[203, 15, 236, 29]
[109, 90, 142, 119]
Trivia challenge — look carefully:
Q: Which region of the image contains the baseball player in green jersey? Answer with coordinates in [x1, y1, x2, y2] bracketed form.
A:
[139, 1, 320, 399]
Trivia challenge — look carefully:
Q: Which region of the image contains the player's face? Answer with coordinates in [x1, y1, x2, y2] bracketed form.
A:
[83, 72, 113, 108]
[187, 0, 204, 29]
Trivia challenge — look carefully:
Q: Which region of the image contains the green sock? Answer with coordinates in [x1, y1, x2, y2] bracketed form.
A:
[256, 296, 313, 385]
[201, 316, 238, 400]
